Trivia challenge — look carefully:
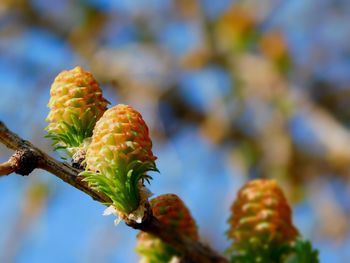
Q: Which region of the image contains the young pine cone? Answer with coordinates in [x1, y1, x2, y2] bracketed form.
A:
[46, 66, 109, 156]
[81, 104, 158, 220]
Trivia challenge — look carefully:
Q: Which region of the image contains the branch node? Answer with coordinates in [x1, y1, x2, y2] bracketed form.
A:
[13, 149, 38, 176]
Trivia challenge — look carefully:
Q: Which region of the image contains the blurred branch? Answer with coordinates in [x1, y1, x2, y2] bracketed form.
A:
[0, 121, 227, 263]
[197, 2, 229, 67]
[14, 0, 68, 38]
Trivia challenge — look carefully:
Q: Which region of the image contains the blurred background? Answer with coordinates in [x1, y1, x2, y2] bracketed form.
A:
[1, 0, 350, 262]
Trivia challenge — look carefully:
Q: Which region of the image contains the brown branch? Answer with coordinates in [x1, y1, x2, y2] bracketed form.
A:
[0, 122, 109, 202]
[0, 156, 17, 176]
[0, 121, 228, 263]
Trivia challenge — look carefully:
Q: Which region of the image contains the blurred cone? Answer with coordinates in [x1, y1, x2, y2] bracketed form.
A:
[136, 194, 198, 262]
[228, 179, 299, 261]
